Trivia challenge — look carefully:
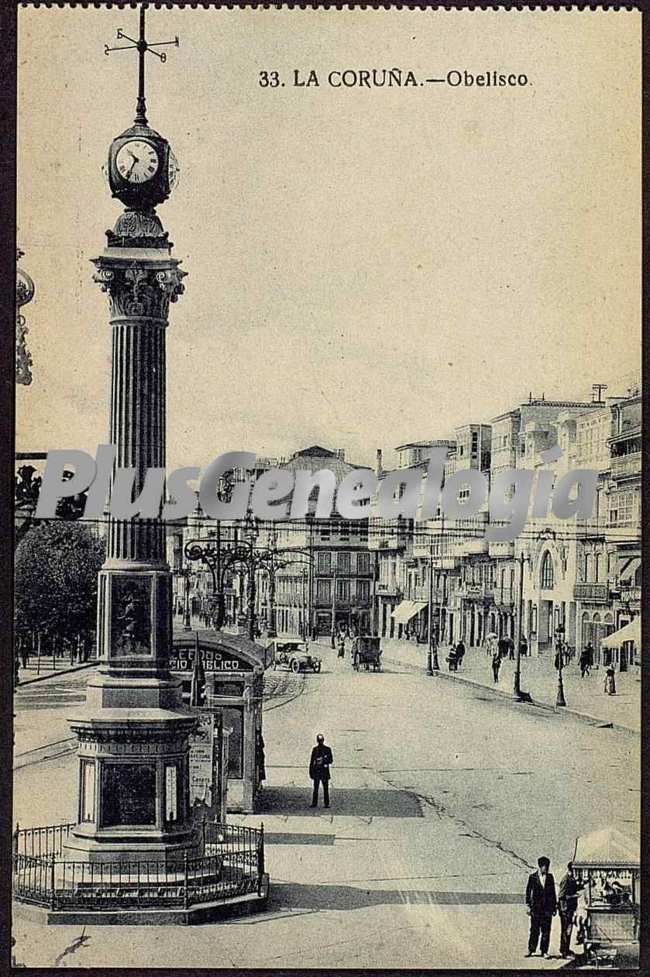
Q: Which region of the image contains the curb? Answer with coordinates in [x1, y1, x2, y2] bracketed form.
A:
[17, 661, 97, 686]
[382, 655, 638, 735]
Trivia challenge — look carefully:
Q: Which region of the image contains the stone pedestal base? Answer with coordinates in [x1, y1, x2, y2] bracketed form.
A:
[67, 709, 197, 865]
[63, 827, 199, 867]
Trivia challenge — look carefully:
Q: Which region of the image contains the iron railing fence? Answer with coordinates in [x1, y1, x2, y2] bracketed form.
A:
[13, 820, 265, 911]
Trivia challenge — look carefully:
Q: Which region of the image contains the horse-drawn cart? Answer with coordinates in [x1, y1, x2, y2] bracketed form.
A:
[351, 635, 382, 672]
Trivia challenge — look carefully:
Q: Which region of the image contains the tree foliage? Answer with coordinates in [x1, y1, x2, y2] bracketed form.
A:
[15, 522, 105, 639]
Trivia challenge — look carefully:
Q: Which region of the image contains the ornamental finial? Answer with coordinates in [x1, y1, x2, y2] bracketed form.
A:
[104, 6, 179, 127]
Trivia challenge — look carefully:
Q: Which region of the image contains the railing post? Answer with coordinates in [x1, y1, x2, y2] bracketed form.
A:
[183, 852, 189, 909]
[50, 852, 56, 911]
[13, 823, 19, 858]
[257, 822, 265, 895]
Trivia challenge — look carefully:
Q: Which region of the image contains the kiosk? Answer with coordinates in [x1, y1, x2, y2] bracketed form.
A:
[171, 631, 267, 813]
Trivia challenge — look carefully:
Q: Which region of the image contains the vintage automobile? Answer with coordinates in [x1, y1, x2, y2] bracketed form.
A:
[351, 635, 382, 672]
[267, 638, 322, 674]
[572, 826, 640, 968]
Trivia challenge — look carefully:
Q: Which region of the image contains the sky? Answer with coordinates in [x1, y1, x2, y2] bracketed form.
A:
[17, 7, 641, 472]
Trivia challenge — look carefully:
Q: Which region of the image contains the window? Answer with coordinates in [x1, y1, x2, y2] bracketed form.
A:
[221, 706, 244, 779]
[317, 551, 331, 573]
[357, 552, 370, 574]
[337, 551, 351, 573]
[317, 578, 331, 603]
[540, 552, 554, 590]
[336, 578, 350, 601]
[357, 580, 370, 601]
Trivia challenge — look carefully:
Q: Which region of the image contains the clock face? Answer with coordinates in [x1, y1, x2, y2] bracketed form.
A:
[168, 149, 180, 191]
[115, 140, 160, 184]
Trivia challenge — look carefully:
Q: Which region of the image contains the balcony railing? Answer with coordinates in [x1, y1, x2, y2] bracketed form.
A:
[618, 585, 641, 604]
[573, 582, 609, 603]
[611, 453, 641, 479]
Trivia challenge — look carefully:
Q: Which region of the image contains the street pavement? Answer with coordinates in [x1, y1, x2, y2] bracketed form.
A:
[12, 641, 639, 969]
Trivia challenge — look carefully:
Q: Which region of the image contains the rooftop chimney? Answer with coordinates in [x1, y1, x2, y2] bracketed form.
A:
[376, 449, 383, 476]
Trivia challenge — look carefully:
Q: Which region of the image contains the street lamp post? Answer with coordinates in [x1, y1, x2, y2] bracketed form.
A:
[427, 541, 434, 675]
[513, 551, 529, 702]
[183, 568, 192, 631]
[555, 626, 567, 707]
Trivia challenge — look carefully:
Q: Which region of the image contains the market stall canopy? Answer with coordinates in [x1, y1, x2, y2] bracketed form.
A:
[391, 600, 427, 624]
[573, 827, 640, 869]
[601, 617, 640, 649]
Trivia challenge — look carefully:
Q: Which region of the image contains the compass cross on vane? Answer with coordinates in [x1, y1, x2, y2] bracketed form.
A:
[104, 6, 179, 126]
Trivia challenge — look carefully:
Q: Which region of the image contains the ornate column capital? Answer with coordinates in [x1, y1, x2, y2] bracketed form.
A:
[92, 256, 186, 321]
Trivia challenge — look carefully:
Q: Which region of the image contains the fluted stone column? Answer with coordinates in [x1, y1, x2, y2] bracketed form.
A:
[66, 235, 197, 865]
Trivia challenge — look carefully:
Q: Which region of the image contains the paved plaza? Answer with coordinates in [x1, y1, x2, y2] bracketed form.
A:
[13, 640, 639, 969]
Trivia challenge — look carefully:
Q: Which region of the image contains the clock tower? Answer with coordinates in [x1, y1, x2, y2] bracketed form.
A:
[66, 7, 196, 865]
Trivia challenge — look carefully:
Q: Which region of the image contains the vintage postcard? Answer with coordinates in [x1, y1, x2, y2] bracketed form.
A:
[12, 4, 641, 971]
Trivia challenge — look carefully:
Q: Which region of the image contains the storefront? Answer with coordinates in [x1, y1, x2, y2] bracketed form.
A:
[170, 632, 269, 813]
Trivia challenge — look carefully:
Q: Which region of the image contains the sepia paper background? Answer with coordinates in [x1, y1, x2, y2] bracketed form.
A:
[17, 7, 641, 470]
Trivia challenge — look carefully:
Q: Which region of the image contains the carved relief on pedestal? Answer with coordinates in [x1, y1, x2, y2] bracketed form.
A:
[93, 262, 186, 320]
[111, 575, 152, 656]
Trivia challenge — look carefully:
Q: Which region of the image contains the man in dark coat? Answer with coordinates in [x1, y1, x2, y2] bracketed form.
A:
[558, 861, 584, 957]
[525, 856, 557, 957]
[309, 733, 333, 808]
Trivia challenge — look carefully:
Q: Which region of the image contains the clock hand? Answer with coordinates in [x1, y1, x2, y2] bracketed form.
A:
[125, 159, 137, 179]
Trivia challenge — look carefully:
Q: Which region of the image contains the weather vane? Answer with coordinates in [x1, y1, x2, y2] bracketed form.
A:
[104, 6, 179, 126]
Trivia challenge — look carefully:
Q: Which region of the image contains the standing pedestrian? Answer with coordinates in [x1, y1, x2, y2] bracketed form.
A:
[604, 664, 616, 695]
[579, 647, 591, 678]
[455, 639, 465, 669]
[525, 856, 557, 958]
[508, 637, 515, 660]
[491, 645, 502, 683]
[519, 635, 528, 659]
[309, 733, 333, 808]
[337, 633, 346, 659]
[558, 861, 584, 958]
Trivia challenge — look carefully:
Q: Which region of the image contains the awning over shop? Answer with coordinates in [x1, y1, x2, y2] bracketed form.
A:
[619, 557, 641, 584]
[573, 827, 639, 869]
[601, 617, 640, 649]
[391, 600, 427, 624]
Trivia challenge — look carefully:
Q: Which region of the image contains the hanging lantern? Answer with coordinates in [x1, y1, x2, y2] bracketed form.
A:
[16, 249, 35, 386]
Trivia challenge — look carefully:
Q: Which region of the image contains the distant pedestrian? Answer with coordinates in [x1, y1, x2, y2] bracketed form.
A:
[525, 856, 557, 958]
[558, 861, 584, 958]
[579, 647, 591, 678]
[19, 640, 29, 670]
[455, 640, 465, 669]
[498, 636, 509, 660]
[491, 646, 501, 683]
[604, 664, 616, 695]
[337, 634, 346, 659]
[519, 636, 528, 658]
[507, 637, 515, 660]
[309, 733, 333, 808]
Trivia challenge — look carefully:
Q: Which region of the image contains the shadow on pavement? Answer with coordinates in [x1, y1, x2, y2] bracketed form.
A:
[258, 785, 423, 818]
[268, 880, 524, 911]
